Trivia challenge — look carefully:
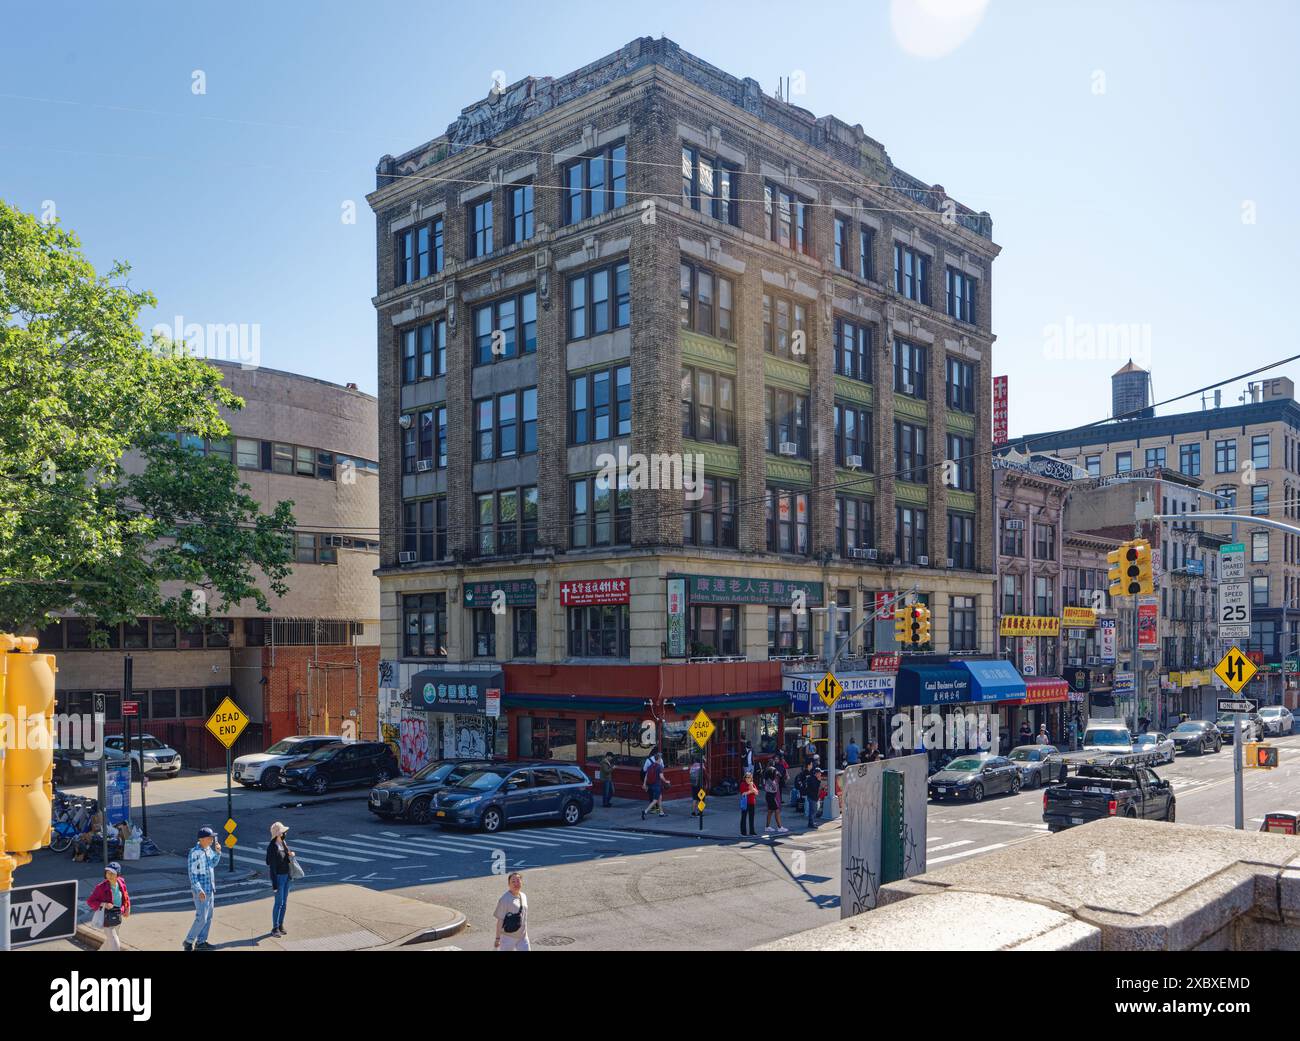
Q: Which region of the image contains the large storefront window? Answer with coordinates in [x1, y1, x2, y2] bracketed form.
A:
[517, 716, 578, 761]
[739, 712, 781, 754]
[585, 719, 654, 766]
[567, 605, 630, 658]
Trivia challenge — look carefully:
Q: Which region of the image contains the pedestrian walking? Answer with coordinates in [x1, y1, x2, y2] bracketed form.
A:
[600, 751, 616, 807]
[641, 751, 668, 819]
[1019, 721, 1032, 745]
[1036, 724, 1050, 745]
[762, 766, 787, 834]
[87, 861, 129, 951]
[772, 751, 788, 804]
[845, 738, 861, 765]
[738, 772, 758, 836]
[184, 826, 222, 951]
[803, 768, 823, 828]
[493, 872, 530, 951]
[792, 760, 812, 811]
[265, 821, 297, 938]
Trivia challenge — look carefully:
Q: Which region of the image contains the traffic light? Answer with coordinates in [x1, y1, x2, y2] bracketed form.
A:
[894, 606, 909, 645]
[1255, 744, 1279, 769]
[911, 604, 932, 647]
[1107, 539, 1154, 598]
[1, 634, 57, 872]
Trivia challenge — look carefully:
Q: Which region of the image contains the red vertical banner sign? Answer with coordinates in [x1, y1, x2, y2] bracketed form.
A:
[992, 375, 1009, 445]
[1137, 600, 1159, 650]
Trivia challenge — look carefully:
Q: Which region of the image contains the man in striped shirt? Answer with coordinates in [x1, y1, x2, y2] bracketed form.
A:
[184, 826, 222, 951]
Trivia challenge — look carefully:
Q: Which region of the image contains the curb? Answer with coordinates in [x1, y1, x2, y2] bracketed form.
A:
[385, 911, 469, 948]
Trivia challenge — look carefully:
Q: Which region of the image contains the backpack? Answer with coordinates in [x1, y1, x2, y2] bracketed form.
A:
[645, 761, 662, 785]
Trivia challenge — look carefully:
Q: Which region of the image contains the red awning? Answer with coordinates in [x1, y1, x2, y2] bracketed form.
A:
[1021, 678, 1069, 705]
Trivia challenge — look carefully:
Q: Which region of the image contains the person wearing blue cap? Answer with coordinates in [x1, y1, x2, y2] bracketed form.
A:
[184, 826, 222, 951]
[87, 861, 130, 951]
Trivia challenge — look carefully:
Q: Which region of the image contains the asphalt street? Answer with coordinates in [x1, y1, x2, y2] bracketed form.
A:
[18, 732, 1300, 950]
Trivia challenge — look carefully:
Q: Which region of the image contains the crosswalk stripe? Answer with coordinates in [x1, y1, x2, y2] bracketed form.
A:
[423, 830, 568, 849]
[246, 843, 340, 868]
[315, 835, 410, 859]
[571, 826, 648, 841]
[280, 839, 381, 863]
[927, 840, 973, 852]
[925, 836, 945, 844]
[927, 842, 1007, 864]
[135, 879, 270, 905]
[376, 831, 501, 854]
[333, 834, 450, 857]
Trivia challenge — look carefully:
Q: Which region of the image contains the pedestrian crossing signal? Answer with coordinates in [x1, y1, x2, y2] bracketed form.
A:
[1255, 744, 1279, 769]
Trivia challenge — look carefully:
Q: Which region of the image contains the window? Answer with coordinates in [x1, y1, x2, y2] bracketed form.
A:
[896, 506, 929, 564]
[762, 292, 810, 361]
[1215, 439, 1237, 473]
[402, 405, 447, 474]
[568, 260, 630, 340]
[1034, 575, 1056, 616]
[1179, 443, 1201, 477]
[1252, 483, 1269, 516]
[768, 607, 813, 656]
[680, 145, 738, 225]
[570, 365, 631, 445]
[472, 388, 536, 462]
[834, 403, 872, 468]
[687, 605, 740, 657]
[679, 261, 734, 340]
[946, 434, 974, 491]
[683, 478, 737, 548]
[762, 183, 811, 254]
[402, 498, 447, 562]
[1086, 455, 1101, 477]
[833, 215, 849, 270]
[512, 607, 537, 657]
[766, 487, 811, 555]
[836, 496, 874, 557]
[834, 316, 872, 382]
[895, 421, 927, 482]
[893, 339, 927, 397]
[858, 226, 875, 281]
[400, 318, 447, 384]
[1252, 531, 1269, 563]
[950, 595, 977, 650]
[508, 182, 534, 245]
[1116, 452, 1132, 474]
[765, 388, 810, 458]
[468, 198, 493, 259]
[948, 513, 975, 569]
[473, 609, 496, 657]
[564, 141, 627, 224]
[473, 290, 537, 365]
[681, 367, 735, 445]
[1252, 434, 1270, 469]
[570, 474, 631, 548]
[1000, 518, 1024, 556]
[236, 438, 260, 469]
[1033, 523, 1056, 560]
[1145, 446, 1166, 470]
[294, 532, 338, 565]
[474, 486, 538, 556]
[945, 267, 976, 323]
[394, 217, 443, 286]
[403, 594, 447, 658]
[568, 605, 630, 658]
[893, 244, 930, 304]
[1001, 574, 1023, 615]
[1252, 575, 1269, 608]
[945, 357, 975, 413]
[1216, 485, 1237, 510]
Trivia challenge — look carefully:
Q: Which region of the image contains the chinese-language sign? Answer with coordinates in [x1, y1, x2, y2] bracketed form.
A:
[463, 579, 537, 607]
[682, 574, 824, 606]
[998, 615, 1060, 637]
[560, 578, 630, 606]
[992, 375, 1008, 445]
[666, 578, 687, 658]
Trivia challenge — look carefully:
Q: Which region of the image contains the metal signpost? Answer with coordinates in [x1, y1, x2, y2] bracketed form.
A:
[1215, 646, 1258, 830]
[687, 710, 714, 832]
[205, 697, 250, 872]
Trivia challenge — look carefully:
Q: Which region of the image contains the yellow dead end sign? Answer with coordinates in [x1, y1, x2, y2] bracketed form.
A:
[816, 671, 843, 709]
[1214, 646, 1257, 694]
[205, 696, 249, 748]
[688, 709, 715, 749]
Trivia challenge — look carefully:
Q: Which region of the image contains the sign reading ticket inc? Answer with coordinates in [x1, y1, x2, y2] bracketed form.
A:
[784, 672, 895, 713]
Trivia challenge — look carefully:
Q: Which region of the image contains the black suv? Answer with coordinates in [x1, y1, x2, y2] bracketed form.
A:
[1171, 720, 1222, 756]
[369, 758, 493, 823]
[281, 742, 400, 794]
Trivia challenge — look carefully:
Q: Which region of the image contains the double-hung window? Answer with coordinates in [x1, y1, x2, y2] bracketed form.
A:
[563, 141, 628, 224]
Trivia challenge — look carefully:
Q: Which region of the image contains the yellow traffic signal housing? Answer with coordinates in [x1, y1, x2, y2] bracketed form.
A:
[1129, 538, 1154, 596]
[1107, 541, 1129, 598]
[916, 605, 932, 646]
[894, 606, 909, 645]
[1256, 744, 1279, 769]
[1, 634, 57, 863]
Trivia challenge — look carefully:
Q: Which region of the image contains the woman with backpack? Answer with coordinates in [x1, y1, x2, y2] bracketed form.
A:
[641, 751, 668, 820]
[493, 872, 529, 951]
[738, 771, 758, 836]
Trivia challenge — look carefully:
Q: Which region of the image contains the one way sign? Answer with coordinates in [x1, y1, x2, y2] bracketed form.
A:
[7, 880, 78, 947]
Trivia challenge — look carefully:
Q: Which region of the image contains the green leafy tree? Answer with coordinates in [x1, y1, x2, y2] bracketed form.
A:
[0, 200, 296, 636]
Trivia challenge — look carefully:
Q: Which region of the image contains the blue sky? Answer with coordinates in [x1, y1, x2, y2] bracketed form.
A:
[2, 0, 1296, 435]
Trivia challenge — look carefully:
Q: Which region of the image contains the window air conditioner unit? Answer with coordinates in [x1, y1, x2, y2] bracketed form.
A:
[416, 459, 433, 472]
[1087, 656, 1101, 666]
[918, 555, 930, 566]
[863, 547, 878, 561]
[945, 557, 955, 569]
[779, 442, 799, 456]
[398, 551, 416, 564]
[902, 383, 916, 396]
[846, 454, 863, 469]
[849, 547, 871, 559]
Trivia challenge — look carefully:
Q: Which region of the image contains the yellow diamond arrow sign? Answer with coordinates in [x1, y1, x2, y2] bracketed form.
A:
[1214, 646, 1257, 694]
[688, 709, 715, 749]
[816, 670, 843, 708]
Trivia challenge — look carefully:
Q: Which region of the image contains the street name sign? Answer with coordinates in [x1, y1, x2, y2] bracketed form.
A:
[1217, 697, 1258, 714]
[205, 696, 249, 748]
[7, 880, 77, 947]
[1214, 647, 1258, 694]
[816, 671, 843, 708]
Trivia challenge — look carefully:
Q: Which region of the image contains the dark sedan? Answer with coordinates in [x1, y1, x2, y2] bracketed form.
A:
[1215, 713, 1262, 744]
[281, 741, 399, 794]
[1006, 745, 1063, 789]
[369, 758, 493, 823]
[1171, 720, 1222, 756]
[928, 754, 1021, 802]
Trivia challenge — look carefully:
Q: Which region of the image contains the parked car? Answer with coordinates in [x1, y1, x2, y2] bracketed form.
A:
[233, 735, 342, 789]
[1043, 763, 1175, 832]
[1081, 721, 1134, 755]
[432, 762, 593, 833]
[928, 754, 1021, 802]
[369, 758, 493, 823]
[103, 733, 182, 778]
[281, 741, 399, 794]
[1259, 706, 1295, 736]
[53, 746, 131, 786]
[1215, 713, 1262, 744]
[1171, 720, 1222, 755]
[1006, 745, 1064, 789]
[1133, 731, 1176, 764]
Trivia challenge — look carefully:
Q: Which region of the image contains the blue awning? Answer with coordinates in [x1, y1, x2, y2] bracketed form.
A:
[959, 660, 1027, 703]
[895, 665, 971, 706]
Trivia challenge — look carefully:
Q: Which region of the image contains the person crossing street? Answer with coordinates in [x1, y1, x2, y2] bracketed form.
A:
[184, 826, 222, 951]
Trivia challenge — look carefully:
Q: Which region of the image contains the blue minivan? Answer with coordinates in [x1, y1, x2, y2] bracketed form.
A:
[432, 761, 594, 833]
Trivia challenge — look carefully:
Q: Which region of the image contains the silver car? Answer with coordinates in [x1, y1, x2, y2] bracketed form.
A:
[233, 734, 342, 789]
[1258, 706, 1295, 736]
[104, 733, 182, 778]
[1133, 731, 1175, 764]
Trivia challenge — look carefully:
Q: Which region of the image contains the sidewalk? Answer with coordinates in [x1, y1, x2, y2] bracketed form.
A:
[71, 883, 466, 952]
[596, 795, 842, 844]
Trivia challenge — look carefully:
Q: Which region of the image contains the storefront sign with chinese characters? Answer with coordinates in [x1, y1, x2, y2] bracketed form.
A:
[1061, 606, 1096, 628]
[998, 615, 1060, 637]
[559, 578, 630, 606]
[666, 578, 687, 658]
[463, 579, 536, 607]
[681, 574, 824, 607]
